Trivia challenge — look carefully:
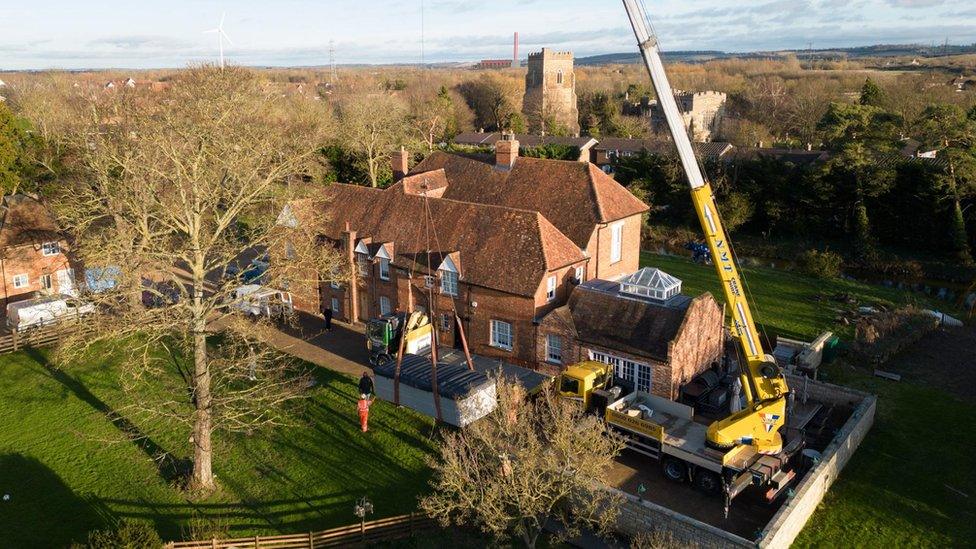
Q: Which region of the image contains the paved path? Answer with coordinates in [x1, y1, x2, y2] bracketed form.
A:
[222, 312, 371, 379]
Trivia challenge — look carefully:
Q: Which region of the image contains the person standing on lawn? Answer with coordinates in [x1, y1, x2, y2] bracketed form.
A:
[358, 370, 374, 397]
[357, 393, 372, 432]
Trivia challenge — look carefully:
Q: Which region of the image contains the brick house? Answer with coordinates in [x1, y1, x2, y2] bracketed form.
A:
[536, 268, 724, 399]
[282, 137, 648, 367]
[0, 195, 76, 309]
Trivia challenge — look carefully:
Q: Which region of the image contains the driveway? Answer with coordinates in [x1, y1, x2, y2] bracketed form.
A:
[227, 311, 371, 379]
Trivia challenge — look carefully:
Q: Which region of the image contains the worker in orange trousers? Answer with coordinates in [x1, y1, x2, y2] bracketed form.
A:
[357, 394, 372, 432]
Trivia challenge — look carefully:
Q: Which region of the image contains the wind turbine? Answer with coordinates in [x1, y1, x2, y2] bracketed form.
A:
[203, 12, 234, 69]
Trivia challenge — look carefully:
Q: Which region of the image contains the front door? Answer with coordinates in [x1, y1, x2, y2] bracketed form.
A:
[56, 269, 77, 297]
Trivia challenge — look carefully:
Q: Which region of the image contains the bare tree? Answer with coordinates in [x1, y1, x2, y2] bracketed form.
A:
[421, 381, 625, 548]
[55, 65, 343, 492]
[336, 93, 407, 186]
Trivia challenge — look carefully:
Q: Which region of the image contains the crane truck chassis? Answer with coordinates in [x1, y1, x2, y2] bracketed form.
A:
[560, 361, 802, 513]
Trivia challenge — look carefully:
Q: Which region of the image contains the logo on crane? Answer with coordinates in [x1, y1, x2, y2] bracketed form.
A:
[759, 413, 781, 433]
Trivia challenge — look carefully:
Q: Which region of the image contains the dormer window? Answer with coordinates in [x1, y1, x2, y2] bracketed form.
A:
[379, 258, 390, 281]
[441, 270, 458, 296]
[356, 253, 369, 277]
[546, 275, 557, 302]
[42, 242, 60, 256]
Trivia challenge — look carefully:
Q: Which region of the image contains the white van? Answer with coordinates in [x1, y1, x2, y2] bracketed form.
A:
[226, 285, 293, 319]
[6, 295, 95, 331]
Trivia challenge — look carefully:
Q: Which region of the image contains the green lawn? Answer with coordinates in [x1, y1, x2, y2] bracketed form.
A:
[641, 252, 976, 547]
[640, 251, 958, 341]
[0, 345, 437, 548]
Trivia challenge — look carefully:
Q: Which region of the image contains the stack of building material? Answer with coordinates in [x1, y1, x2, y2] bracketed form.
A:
[373, 354, 497, 427]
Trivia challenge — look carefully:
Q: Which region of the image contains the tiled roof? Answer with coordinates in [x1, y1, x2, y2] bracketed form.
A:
[561, 279, 700, 362]
[730, 147, 831, 167]
[410, 152, 648, 249]
[299, 183, 585, 297]
[0, 194, 62, 250]
[453, 132, 598, 149]
[594, 138, 734, 160]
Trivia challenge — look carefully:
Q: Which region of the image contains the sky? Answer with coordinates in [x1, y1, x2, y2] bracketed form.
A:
[1, 0, 974, 70]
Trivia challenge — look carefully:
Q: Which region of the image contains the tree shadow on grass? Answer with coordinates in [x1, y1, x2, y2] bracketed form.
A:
[0, 453, 104, 548]
[24, 347, 192, 486]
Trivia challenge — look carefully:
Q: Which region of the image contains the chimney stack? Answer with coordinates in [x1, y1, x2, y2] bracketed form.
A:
[513, 32, 519, 68]
[392, 146, 409, 183]
[495, 133, 519, 171]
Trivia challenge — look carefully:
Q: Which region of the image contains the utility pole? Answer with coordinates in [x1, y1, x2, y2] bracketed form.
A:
[329, 39, 339, 85]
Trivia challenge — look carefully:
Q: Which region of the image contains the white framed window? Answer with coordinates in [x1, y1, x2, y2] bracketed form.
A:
[331, 297, 340, 313]
[610, 222, 623, 264]
[574, 266, 585, 284]
[379, 258, 390, 281]
[441, 270, 458, 297]
[589, 350, 652, 393]
[379, 296, 391, 315]
[40, 274, 52, 290]
[546, 334, 562, 364]
[41, 241, 61, 256]
[12, 274, 28, 289]
[490, 319, 513, 351]
[546, 275, 557, 302]
[441, 313, 452, 332]
[356, 253, 369, 277]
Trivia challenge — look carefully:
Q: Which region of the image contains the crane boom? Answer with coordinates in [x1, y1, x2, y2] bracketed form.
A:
[622, 0, 789, 454]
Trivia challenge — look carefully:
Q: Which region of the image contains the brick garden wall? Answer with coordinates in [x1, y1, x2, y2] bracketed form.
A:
[612, 489, 753, 548]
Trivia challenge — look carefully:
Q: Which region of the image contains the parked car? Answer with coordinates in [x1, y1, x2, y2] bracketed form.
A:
[224, 255, 269, 285]
[6, 295, 96, 331]
[225, 284, 293, 319]
[141, 279, 181, 308]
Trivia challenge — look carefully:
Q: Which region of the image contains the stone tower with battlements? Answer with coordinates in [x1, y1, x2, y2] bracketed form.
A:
[522, 48, 580, 136]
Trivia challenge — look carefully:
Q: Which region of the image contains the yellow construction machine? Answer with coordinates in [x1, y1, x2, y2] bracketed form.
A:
[366, 310, 433, 366]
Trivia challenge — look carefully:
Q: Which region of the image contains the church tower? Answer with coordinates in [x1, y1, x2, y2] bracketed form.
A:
[522, 48, 580, 136]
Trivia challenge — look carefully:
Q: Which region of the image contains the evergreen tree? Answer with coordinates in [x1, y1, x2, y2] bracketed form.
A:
[859, 78, 885, 107]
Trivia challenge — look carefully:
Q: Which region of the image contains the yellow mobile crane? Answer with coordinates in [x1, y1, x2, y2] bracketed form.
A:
[622, 0, 790, 454]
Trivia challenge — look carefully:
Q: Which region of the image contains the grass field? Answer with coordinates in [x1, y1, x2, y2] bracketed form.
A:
[0, 345, 438, 547]
[641, 252, 976, 547]
[640, 252, 959, 341]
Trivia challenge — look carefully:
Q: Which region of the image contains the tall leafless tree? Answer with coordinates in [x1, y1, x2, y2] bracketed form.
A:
[54, 65, 343, 492]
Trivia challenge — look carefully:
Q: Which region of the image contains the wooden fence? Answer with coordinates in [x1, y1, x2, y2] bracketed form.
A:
[0, 322, 90, 354]
[164, 512, 437, 549]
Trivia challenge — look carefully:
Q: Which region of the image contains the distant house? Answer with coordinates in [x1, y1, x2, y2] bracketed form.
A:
[591, 138, 734, 172]
[451, 132, 598, 162]
[0, 195, 77, 308]
[537, 268, 724, 398]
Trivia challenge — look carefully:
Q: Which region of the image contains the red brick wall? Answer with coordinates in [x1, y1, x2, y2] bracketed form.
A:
[665, 294, 724, 399]
[531, 260, 588, 315]
[1, 239, 74, 307]
[583, 214, 642, 281]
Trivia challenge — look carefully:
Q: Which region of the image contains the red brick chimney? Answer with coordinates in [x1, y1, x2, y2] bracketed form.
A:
[495, 133, 519, 171]
[392, 146, 409, 183]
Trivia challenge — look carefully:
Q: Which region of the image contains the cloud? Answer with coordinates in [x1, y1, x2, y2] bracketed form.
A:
[88, 35, 194, 50]
[885, 0, 946, 6]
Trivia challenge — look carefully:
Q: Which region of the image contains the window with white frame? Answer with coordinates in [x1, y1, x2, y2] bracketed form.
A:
[12, 274, 28, 289]
[41, 241, 60, 256]
[441, 313, 452, 332]
[331, 297, 340, 313]
[610, 222, 623, 264]
[589, 350, 652, 393]
[40, 274, 52, 290]
[546, 334, 562, 364]
[379, 296, 391, 316]
[490, 319, 513, 351]
[378, 258, 390, 280]
[546, 275, 557, 302]
[574, 266, 585, 284]
[356, 253, 369, 277]
[441, 270, 458, 296]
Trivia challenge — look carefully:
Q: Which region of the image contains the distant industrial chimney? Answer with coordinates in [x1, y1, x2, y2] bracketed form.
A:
[495, 133, 519, 171]
[513, 32, 519, 68]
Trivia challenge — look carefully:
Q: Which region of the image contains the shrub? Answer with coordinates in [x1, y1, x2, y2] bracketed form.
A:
[81, 520, 162, 549]
[797, 249, 843, 279]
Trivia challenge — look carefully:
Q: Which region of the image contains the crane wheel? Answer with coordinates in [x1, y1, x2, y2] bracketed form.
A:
[694, 470, 722, 494]
[662, 457, 687, 483]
